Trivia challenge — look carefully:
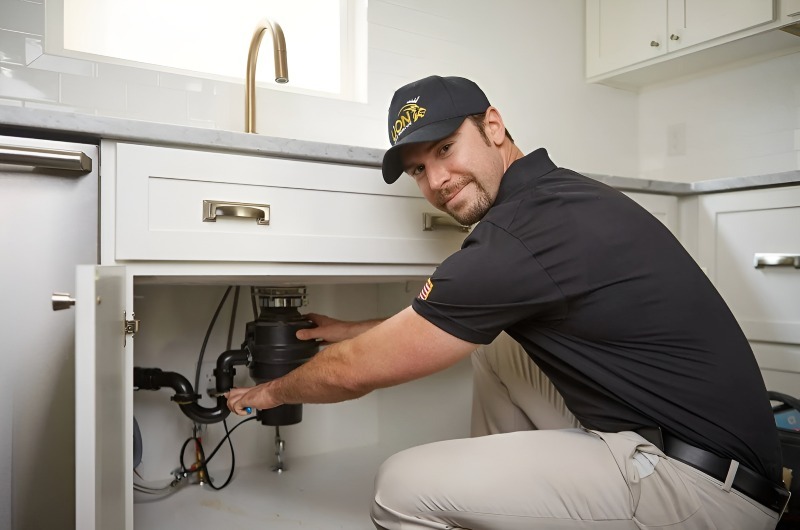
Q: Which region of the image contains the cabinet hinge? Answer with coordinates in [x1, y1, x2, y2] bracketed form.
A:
[124, 311, 140, 346]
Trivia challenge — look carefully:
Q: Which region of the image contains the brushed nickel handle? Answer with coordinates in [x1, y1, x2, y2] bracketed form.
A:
[423, 213, 470, 232]
[52, 292, 76, 311]
[203, 200, 270, 225]
[0, 144, 92, 171]
[650, 40, 660, 47]
[754, 253, 800, 269]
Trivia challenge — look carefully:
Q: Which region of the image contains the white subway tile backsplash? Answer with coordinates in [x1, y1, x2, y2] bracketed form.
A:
[61, 72, 125, 110]
[0, 64, 56, 100]
[186, 90, 216, 123]
[0, 29, 28, 65]
[639, 51, 800, 181]
[97, 62, 158, 87]
[0, 0, 44, 34]
[158, 72, 208, 93]
[127, 83, 187, 124]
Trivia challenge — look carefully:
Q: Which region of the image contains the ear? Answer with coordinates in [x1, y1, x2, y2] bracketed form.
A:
[483, 106, 507, 146]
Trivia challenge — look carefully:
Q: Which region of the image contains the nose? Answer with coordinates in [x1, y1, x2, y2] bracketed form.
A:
[425, 163, 450, 191]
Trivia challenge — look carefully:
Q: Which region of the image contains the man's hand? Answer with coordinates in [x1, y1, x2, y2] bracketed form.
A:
[296, 313, 383, 344]
[225, 383, 280, 416]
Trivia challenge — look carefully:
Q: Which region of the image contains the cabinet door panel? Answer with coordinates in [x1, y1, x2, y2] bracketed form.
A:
[586, 0, 667, 77]
[75, 265, 130, 530]
[667, 0, 774, 50]
[114, 143, 467, 265]
[698, 187, 800, 345]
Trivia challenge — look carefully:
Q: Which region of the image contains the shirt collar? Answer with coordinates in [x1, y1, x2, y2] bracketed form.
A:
[493, 148, 557, 205]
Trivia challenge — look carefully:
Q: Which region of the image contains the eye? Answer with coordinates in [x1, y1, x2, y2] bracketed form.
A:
[438, 143, 452, 156]
[410, 164, 425, 177]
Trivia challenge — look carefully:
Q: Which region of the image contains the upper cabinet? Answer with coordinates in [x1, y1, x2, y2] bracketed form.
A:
[585, 0, 669, 77]
[586, 0, 800, 89]
[667, 0, 774, 50]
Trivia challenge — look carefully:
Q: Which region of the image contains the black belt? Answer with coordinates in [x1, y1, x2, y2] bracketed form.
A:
[635, 428, 790, 514]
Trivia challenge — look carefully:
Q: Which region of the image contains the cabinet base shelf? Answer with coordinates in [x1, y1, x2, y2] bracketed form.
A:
[134, 443, 397, 529]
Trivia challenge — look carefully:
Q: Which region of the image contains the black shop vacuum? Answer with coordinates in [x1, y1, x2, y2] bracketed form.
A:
[770, 391, 800, 528]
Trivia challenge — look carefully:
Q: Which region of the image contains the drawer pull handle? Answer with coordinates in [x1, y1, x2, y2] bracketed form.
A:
[0, 144, 92, 172]
[203, 200, 270, 225]
[423, 213, 470, 232]
[754, 253, 800, 269]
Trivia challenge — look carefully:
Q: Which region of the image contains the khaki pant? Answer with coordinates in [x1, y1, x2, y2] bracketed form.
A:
[372, 333, 781, 529]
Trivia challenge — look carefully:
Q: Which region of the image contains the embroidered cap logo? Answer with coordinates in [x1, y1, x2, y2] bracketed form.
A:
[418, 278, 434, 301]
[391, 97, 427, 145]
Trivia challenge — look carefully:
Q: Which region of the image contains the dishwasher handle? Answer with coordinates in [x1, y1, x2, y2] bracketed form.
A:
[0, 144, 93, 172]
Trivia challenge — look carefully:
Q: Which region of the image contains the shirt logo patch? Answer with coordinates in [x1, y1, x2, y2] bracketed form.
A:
[391, 97, 427, 144]
[418, 278, 434, 301]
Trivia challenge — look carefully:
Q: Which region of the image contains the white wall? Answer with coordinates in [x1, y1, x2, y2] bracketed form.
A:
[0, 0, 639, 177]
[638, 51, 800, 183]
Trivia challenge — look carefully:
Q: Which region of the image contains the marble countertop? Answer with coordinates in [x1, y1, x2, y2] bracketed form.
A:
[1, 106, 798, 195]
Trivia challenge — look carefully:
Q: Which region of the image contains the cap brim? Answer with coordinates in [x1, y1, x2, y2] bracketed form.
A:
[381, 116, 468, 184]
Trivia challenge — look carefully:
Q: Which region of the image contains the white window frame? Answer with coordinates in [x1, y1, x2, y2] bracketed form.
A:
[42, 0, 367, 102]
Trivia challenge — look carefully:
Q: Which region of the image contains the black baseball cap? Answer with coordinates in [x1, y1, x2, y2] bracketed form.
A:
[381, 75, 490, 183]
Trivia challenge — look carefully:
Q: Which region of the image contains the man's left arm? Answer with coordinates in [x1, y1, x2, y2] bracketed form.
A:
[225, 306, 477, 414]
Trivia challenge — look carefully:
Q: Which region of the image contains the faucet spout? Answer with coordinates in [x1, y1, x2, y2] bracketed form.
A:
[245, 18, 289, 134]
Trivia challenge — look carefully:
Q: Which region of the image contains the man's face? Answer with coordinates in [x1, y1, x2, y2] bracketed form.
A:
[399, 118, 505, 226]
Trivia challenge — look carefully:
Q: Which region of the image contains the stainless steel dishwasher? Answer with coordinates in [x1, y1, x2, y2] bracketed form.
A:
[0, 134, 98, 530]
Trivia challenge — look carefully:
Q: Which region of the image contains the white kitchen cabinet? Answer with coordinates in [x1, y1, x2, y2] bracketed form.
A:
[78, 142, 475, 529]
[696, 186, 800, 346]
[667, 0, 774, 51]
[585, 0, 668, 78]
[586, 0, 787, 87]
[782, 0, 800, 20]
[106, 142, 467, 266]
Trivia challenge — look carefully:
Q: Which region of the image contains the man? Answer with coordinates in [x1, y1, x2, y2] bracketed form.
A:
[226, 76, 788, 529]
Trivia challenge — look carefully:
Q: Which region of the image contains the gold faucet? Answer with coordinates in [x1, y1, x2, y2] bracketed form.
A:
[245, 19, 289, 133]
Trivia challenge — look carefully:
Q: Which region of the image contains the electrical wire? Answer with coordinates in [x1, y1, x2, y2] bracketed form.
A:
[178, 417, 257, 482]
[226, 286, 240, 352]
[193, 286, 233, 392]
[179, 286, 247, 490]
[250, 286, 259, 318]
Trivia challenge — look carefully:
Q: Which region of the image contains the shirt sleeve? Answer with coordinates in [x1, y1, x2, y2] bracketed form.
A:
[411, 221, 567, 344]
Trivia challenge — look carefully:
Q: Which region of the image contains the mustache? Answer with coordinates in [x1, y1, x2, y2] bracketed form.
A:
[436, 177, 471, 207]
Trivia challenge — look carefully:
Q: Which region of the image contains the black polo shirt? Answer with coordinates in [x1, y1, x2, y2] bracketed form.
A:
[412, 148, 782, 482]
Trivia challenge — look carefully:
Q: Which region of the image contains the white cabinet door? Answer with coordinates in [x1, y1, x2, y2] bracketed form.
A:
[75, 265, 131, 530]
[111, 143, 467, 266]
[586, 0, 776, 80]
[782, 0, 800, 19]
[667, 0, 774, 50]
[697, 187, 800, 345]
[586, 0, 667, 77]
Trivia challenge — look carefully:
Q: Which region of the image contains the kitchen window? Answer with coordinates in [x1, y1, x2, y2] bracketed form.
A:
[45, 0, 367, 101]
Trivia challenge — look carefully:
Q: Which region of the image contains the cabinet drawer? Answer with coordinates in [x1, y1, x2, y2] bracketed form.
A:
[113, 143, 467, 265]
[698, 187, 800, 344]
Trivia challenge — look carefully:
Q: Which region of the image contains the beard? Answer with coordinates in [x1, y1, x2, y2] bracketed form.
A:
[437, 176, 493, 226]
